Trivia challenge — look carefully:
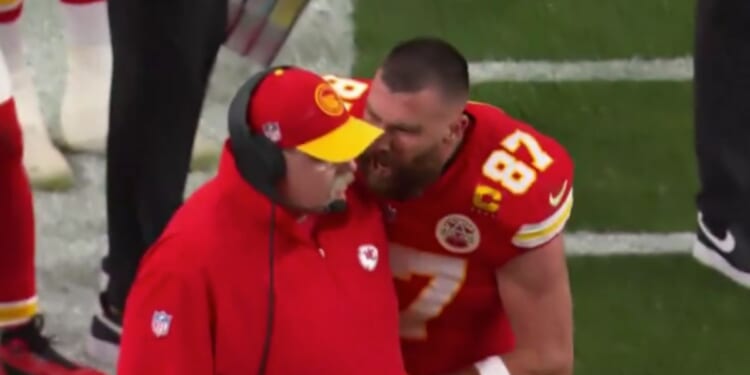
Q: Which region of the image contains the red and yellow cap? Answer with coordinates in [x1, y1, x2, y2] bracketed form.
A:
[248, 67, 382, 163]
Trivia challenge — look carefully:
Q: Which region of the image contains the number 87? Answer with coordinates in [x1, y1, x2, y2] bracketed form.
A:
[482, 129, 554, 195]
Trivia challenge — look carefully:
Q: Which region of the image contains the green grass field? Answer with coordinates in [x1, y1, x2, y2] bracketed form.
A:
[353, 0, 694, 75]
[350, 2, 750, 374]
[570, 255, 750, 374]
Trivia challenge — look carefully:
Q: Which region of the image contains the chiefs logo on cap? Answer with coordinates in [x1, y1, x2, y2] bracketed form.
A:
[314, 83, 345, 117]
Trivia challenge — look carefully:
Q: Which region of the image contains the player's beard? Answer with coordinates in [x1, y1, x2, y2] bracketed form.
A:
[359, 146, 444, 201]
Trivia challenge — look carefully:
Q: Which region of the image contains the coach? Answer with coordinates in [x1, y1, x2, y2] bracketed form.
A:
[116, 67, 406, 375]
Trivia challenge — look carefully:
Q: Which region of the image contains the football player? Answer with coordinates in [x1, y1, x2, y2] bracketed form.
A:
[325, 37, 574, 375]
[0, 0, 110, 188]
[0, 50, 105, 374]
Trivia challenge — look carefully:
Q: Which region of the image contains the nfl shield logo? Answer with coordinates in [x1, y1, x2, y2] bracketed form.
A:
[262, 122, 282, 143]
[151, 310, 172, 338]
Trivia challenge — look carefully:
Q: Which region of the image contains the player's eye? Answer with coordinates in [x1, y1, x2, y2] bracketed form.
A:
[389, 125, 421, 134]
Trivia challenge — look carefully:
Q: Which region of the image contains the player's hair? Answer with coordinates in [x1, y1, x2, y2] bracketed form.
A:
[380, 37, 469, 101]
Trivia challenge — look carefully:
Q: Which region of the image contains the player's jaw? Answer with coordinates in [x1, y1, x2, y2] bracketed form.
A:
[359, 146, 443, 201]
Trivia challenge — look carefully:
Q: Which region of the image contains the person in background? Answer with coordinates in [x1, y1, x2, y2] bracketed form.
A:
[0, 49, 104, 375]
[691, 0, 750, 288]
[0, 0, 110, 189]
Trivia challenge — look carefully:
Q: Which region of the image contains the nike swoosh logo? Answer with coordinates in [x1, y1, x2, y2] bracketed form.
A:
[549, 180, 568, 207]
[697, 212, 735, 254]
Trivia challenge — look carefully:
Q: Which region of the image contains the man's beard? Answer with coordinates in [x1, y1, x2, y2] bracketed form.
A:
[359, 147, 444, 201]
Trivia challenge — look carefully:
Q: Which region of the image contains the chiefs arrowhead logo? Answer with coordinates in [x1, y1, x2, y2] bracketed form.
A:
[314, 83, 345, 117]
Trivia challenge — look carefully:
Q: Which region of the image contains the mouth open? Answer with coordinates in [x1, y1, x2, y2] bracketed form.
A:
[369, 152, 393, 178]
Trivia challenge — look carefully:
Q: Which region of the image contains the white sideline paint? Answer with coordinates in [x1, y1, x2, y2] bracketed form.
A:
[565, 232, 693, 256]
[470, 57, 692, 83]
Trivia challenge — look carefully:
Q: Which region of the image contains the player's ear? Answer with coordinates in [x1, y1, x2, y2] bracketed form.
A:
[445, 114, 470, 143]
[458, 113, 470, 132]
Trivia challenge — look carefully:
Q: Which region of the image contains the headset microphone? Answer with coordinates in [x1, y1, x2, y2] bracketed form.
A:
[325, 199, 348, 213]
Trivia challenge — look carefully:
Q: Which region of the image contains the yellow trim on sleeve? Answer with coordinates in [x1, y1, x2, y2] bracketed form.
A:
[512, 189, 573, 248]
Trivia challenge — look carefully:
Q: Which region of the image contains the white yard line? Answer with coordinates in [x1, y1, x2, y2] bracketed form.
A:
[565, 232, 693, 256]
[470, 57, 692, 83]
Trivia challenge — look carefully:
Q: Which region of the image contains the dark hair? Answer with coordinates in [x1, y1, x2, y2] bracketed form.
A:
[380, 37, 469, 101]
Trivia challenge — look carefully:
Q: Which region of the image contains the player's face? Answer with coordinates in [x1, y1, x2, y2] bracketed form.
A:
[358, 71, 465, 200]
[282, 150, 356, 212]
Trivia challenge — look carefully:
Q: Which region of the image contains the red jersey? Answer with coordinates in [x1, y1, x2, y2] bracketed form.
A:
[118, 145, 406, 375]
[324, 76, 575, 375]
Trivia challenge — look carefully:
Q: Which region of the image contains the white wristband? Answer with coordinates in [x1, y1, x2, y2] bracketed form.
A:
[474, 355, 511, 375]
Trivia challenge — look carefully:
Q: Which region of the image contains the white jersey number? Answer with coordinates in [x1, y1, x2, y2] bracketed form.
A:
[322, 75, 369, 110]
[481, 129, 554, 195]
[390, 243, 468, 340]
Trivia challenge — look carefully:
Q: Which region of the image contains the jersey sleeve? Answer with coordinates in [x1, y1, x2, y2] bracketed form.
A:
[117, 236, 213, 375]
[506, 138, 574, 250]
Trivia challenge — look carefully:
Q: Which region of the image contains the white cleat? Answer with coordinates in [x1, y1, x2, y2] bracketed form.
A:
[12, 69, 74, 190]
[59, 44, 112, 154]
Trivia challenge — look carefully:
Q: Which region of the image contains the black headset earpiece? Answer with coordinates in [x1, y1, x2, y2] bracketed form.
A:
[230, 66, 348, 375]
[227, 65, 294, 203]
[227, 66, 297, 375]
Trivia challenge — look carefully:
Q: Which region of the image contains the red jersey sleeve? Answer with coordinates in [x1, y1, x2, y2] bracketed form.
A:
[493, 119, 575, 250]
[117, 236, 213, 375]
[467, 103, 575, 252]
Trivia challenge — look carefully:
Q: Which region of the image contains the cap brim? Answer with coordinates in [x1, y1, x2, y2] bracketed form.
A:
[296, 117, 384, 163]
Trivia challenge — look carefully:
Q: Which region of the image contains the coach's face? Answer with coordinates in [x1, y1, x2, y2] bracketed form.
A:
[281, 150, 356, 212]
[359, 70, 466, 200]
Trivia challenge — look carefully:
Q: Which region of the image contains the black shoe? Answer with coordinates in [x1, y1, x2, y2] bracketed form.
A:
[84, 293, 122, 368]
[692, 212, 750, 288]
[0, 315, 105, 374]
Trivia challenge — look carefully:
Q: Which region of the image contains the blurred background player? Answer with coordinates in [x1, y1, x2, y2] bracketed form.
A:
[0, 0, 110, 190]
[691, 0, 750, 287]
[0, 50, 104, 375]
[0, 0, 217, 191]
[87, 0, 311, 366]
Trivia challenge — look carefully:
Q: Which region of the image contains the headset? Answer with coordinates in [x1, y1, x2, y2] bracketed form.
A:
[226, 66, 346, 375]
